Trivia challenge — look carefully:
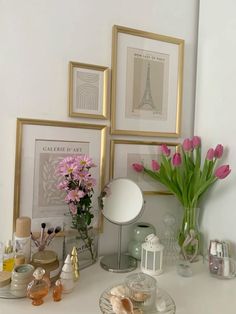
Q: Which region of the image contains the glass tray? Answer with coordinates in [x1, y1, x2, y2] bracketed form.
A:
[99, 283, 176, 314]
[0, 284, 25, 299]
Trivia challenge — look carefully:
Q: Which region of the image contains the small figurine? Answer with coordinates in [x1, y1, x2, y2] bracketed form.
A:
[60, 254, 74, 293]
[27, 267, 49, 306]
[181, 229, 199, 262]
[71, 246, 79, 281]
[53, 279, 63, 302]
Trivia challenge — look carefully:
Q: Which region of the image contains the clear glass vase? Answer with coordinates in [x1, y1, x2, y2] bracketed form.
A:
[63, 209, 99, 270]
[178, 207, 200, 262]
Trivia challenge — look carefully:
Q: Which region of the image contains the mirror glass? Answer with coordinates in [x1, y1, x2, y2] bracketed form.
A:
[102, 177, 144, 224]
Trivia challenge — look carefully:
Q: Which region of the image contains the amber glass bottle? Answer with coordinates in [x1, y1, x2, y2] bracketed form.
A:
[53, 279, 63, 301]
[27, 267, 49, 306]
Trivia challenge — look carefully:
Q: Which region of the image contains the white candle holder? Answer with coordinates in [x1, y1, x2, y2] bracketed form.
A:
[141, 234, 164, 276]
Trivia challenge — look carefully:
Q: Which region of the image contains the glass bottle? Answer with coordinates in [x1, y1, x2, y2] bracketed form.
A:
[27, 267, 49, 306]
[161, 214, 180, 266]
[3, 240, 14, 272]
[53, 279, 63, 301]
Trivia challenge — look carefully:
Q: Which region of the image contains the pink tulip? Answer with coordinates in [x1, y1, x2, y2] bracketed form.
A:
[214, 144, 224, 159]
[206, 148, 215, 161]
[132, 163, 144, 172]
[192, 136, 201, 148]
[172, 153, 182, 166]
[151, 160, 160, 171]
[215, 165, 231, 179]
[182, 138, 193, 152]
[161, 144, 171, 157]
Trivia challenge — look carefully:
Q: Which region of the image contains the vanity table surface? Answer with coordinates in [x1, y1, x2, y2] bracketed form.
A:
[0, 259, 235, 314]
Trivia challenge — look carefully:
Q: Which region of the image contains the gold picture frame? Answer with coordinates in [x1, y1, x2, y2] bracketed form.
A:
[110, 139, 179, 195]
[68, 61, 109, 119]
[111, 25, 184, 137]
[13, 118, 107, 231]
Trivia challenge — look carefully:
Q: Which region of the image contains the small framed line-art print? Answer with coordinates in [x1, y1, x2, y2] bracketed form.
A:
[68, 61, 109, 119]
[110, 139, 179, 195]
[110, 25, 184, 137]
[13, 118, 107, 231]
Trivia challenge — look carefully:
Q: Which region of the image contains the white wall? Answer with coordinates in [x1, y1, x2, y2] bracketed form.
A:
[0, 0, 199, 254]
[195, 0, 236, 254]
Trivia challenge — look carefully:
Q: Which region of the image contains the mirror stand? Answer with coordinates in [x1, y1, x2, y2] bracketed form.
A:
[100, 225, 137, 272]
[100, 178, 144, 273]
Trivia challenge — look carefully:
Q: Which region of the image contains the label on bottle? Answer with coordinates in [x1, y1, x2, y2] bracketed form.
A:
[50, 266, 61, 279]
[14, 235, 31, 263]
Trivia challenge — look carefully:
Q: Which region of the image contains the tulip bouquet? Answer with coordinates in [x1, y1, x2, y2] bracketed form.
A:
[133, 136, 230, 209]
[56, 154, 97, 261]
[132, 136, 231, 261]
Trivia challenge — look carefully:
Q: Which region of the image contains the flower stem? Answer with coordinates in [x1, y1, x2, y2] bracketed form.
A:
[77, 227, 94, 261]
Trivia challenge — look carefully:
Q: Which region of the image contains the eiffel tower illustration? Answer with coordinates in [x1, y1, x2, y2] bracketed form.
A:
[139, 62, 155, 109]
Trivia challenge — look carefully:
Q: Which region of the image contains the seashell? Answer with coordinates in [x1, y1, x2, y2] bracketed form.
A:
[110, 285, 127, 297]
[156, 299, 166, 312]
[109, 295, 134, 314]
[131, 292, 150, 302]
[121, 297, 134, 313]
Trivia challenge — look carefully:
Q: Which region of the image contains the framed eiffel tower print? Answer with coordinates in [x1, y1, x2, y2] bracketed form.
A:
[110, 25, 184, 138]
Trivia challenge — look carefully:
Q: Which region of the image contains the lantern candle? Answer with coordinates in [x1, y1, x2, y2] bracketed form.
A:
[141, 234, 164, 276]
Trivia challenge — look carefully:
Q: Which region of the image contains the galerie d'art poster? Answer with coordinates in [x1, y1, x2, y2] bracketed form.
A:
[32, 140, 89, 218]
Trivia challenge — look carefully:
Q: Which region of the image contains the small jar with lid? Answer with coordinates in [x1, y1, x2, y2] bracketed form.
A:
[27, 267, 49, 305]
[31, 250, 60, 283]
[11, 264, 35, 297]
[125, 272, 157, 312]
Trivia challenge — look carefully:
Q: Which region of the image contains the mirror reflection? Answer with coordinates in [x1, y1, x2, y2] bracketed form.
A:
[102, 177, 144, 224]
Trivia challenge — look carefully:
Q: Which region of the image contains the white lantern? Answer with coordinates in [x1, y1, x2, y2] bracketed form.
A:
[141, 234, 164, 276]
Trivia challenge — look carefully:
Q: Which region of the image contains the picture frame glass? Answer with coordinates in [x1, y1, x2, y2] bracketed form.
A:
[69, 62, 109, 119]
[111, 26, 184, 137]
[15, 120, 106, 232]
[72, 67, 104, 115]
[111, 140, 178, 194]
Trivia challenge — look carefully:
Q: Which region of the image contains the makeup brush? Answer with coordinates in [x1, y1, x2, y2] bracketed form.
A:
[47, 226, 61, 246]
[44, 227, 54, 244]
[31, 232, 39, 247]
[37, 227, 54, 251]
[40, 222, 46, 245]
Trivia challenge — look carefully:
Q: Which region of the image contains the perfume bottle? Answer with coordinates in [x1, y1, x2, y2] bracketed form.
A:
[3, 240, 14, 272]
[27, 267, 49, 306]
[53, 279, 63, 301]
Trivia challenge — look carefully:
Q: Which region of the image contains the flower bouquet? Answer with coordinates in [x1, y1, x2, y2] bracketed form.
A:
[132, 136, 231, 261]
[56, 155, 97, 263]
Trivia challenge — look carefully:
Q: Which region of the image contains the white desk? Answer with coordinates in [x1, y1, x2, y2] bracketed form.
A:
[0, 259, 236, 314]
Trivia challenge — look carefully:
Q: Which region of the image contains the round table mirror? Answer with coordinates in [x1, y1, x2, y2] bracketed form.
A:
[100, 177, 144, 272]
